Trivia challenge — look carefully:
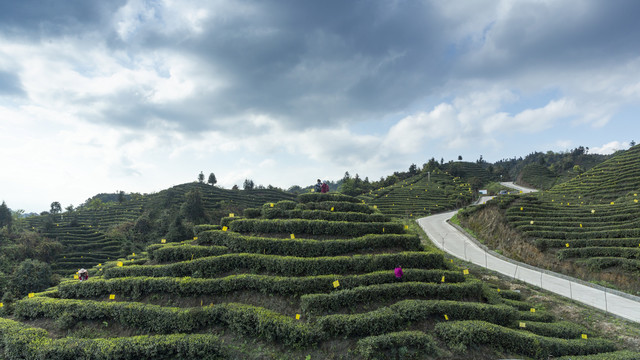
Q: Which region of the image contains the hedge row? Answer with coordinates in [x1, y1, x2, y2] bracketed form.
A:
[104, 252, 444, 279]
[0, 317, 227, 360]
[298, 193, 361, 203]
[355, 331, 439, 360]
[297, 201, 375, 214]
[193, 224, 221, 234]
[259, 208, 390, 222]
[148, 244, 229, 263]
[197, 231, 422, 257]
[301, 280, 483, 314]
[58, 269, 464, 299]
[14, 297, 320, 347]
[517, 320, 588, 339]
[535, 238, 640, 251]
[580, 257, 640, 272]
[435, 320, 616, 359]
[228, 218, 405, 237]
[558, 247, 640, 260]
[555, 350, 640, 360]
[317, 300, 516, 337]
[523, 228, 640, 240]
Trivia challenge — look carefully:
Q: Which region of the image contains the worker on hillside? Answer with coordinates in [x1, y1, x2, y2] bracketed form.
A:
[314, 179, 322, 192]
[321, 181, 329, 193]
[394, 265, 403, 281]
[78, 268, 89, 281]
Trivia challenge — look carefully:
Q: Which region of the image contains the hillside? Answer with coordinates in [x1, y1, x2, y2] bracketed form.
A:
[1, 193, 637, 359]
[460, 145, 640, 295]
[359, 169, 474, 218]
[13, 183, 295, 276]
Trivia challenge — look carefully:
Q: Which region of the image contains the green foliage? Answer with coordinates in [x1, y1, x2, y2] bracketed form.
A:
[356, 331, 439, 359]
[435, 320, 616, 359]
[0, 317, 227, 359]
[198, 231, 422, 257]
[104, 252, 444, 279]
[301, 280, 484, 314]
[180, 189, 210, 224]
[0, 201, 12, 230]
[58, 269, 464, 299]
[6, 259, 52, 298]
[228, 218, 405, 237]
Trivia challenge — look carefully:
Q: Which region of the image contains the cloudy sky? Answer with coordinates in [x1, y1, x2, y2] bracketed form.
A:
[2, 0, 640, 212]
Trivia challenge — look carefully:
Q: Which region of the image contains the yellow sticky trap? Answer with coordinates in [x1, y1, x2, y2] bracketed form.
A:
[579, 224, 582, 228]
[194, 236, 198, 240]
[519, 322, 526, 328]
[28, 293, 34, 298]
[229, 213, 234, 217]
[373, 205, 377, 209]
[222, 226, 228, 232]
[497, 288, 501, 292]
[270, 203, 274, 207]
[444, 314, 449, 321]
[591, 209, 595, 214]
[132, 253, 136, 257]
[117, 261, 123, 267]
[331, 207, 334, 211]
[0, 302, 3, 308]
[441, 276, 445, 283]
[74, 275, 79, 279]
[333, 280, 340, 288]
[98, 264, 102, 267]
[290, 234, 295, 239]
[463, 269, 469, 275]
[109, 294, 115, 300]
[565, 243, 570, 248]
[530, 220, 534, 225]
[520, 207, 523, 211]
[450, 259, 453, 263]
[611, 202, 615, 205]
[581, 334, 588, 339]
[635, 199, 638, 203]
[404, 225, 409, 230]
[530, 308, 536, 313]
[295, 314, 301, 320]
[161, 239, 166, 243]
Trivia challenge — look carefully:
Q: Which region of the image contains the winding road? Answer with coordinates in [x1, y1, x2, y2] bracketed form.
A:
[417, 182, 640, 324]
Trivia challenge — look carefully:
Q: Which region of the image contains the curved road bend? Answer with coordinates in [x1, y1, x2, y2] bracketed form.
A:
[417, 182, 640, 324]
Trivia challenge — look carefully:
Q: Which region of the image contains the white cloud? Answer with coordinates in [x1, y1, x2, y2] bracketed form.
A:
[590, 141, 630, 155]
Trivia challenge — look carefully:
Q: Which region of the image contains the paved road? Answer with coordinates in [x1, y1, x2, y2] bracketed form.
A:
[417, 184, 640, 324]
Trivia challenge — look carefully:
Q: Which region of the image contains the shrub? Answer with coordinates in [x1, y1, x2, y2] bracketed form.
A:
[356, 331, 439, 360]
[435, 320, 615, 359]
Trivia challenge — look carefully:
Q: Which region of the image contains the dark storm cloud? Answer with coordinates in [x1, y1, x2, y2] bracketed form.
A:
[124, 0, 454, 131]
[0, 71, 25, 96]
[0, 0, 125, 38]
[457, 1, 640, 76]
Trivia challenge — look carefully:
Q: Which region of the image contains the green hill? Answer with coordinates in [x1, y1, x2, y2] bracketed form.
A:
[359, 169, 474, 218]
[18, 183, 295, 275]
[1, 193, 635, 359]
[463, 145, 640, 295]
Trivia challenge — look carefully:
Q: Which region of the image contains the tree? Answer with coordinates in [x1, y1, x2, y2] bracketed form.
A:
[631, 140, 636, 147]
[180, 190, 209, 224]
[6, 259, 52, 298]
[0, 201, 11, 230]
[65, 204, 74, 213]
[198, 171, 205, 183]
[457, 155, 463, 161]
[232, 185, 239, 190]
[50, 201, 62, 215]
[408, 163, 417, 174]
[117, 191, 125, 204]
[208, 173, 217, 186]
[243, 179, 255, 190]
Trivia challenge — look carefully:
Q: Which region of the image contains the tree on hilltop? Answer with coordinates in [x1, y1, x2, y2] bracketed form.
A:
[0, 201, 12, 230]
[50, 202, 61, 215]
[198, 171, 205, 183]
[208, 173, 217, 186]
[458, 155, 463, 161]
[243, 179, 255, 190]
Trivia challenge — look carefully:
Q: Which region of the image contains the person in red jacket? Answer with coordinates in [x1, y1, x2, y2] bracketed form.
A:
[394, 265, 403, 281]
[78, 268, 89, 281]
[321, 181, 329, 193]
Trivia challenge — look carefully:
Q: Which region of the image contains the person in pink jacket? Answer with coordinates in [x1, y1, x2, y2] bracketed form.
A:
[394, 265, 403, 281]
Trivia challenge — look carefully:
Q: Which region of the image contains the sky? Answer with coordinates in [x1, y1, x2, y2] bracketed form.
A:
[1, 0, 640, 213]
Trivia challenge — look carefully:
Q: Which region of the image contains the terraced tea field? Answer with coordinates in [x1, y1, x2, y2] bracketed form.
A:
[23, 183, 296, 275]
[1, 193, 634, 359]
[360, 170, 473, 218]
